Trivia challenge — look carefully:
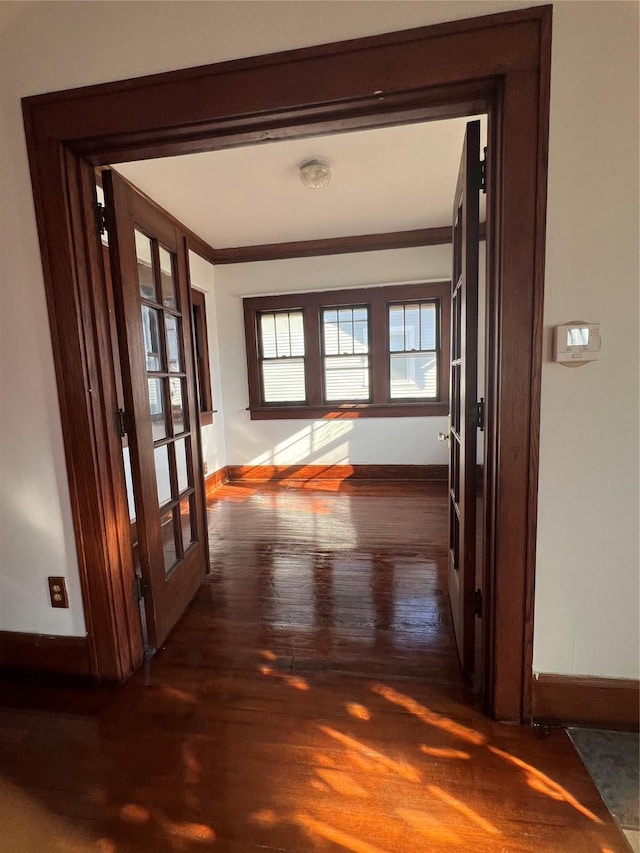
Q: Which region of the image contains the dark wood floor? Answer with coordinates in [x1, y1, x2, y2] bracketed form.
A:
[0, 481, 628, 852]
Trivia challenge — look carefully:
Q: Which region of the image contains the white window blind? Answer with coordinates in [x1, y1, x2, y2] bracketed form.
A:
[322, 307, 370, 401]
[259, 311, 306, 402]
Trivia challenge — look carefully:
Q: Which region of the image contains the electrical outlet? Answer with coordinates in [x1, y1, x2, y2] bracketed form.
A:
[203, 461, 209, 475]
[48, 576, 69, 608]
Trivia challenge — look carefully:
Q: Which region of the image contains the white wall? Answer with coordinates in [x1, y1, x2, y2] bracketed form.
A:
[0, 1, 638, 681]
[532, 1, 639, 678]
[214, 246, 451, 467]
[188, 251, 228, 476]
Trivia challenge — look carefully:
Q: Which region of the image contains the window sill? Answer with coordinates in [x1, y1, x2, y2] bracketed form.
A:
[247, 402, 448, 420]
[200, 410, 217, 427]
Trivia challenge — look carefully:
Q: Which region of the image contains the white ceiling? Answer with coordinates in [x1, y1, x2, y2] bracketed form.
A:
[116, 115, 486, 250]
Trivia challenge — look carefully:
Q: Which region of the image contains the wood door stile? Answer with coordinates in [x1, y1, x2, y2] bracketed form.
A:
[448, 120, 481, 677]
[22, 6, 552, 720]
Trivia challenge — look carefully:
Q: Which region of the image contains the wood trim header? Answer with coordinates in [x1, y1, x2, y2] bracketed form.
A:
[215, 224, 486, 265]
[23, 14, 543, 164]
[215, 227, 449, 265]
[215, 225, 484, 264]
[24, 5, 549, 110]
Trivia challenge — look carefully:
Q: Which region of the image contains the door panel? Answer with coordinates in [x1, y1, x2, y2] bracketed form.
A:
[104, 170, 207, 649]
[448, 120, 481, 675]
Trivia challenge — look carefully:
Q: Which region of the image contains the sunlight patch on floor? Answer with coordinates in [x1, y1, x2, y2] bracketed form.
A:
[296, 812, 392, 853]
[319, 724, 421, 783]
[396, 807, 463, 844]
[420, 745, 471, 760]
[346, 702, 372, 721]
[489, 744, 604, 824]
[372, 683, 486, 746]
[315, 768, 370, 798]
[258, 664, 310, 690]
[427, 784, 501, 834]
[119, 803, 150, 825]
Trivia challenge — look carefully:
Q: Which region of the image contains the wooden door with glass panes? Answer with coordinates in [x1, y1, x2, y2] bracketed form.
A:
[448, 120, 481, 675]
[103, 169, 207, 650]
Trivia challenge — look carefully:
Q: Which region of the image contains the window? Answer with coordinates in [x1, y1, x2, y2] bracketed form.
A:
[244, 282, 450, 418]
[322, 306, 370, 401]
[260, 310, 306, 402]
[388, 302, 438, 399]
[190, 288, 215, 425]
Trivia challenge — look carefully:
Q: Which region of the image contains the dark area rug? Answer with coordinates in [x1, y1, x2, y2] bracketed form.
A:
[569, 728, 639, 851]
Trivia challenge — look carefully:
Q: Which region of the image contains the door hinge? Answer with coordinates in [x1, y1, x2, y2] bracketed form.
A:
[96, 201, 108, 236]
[117, 407, 129, 438]
[480, 147, 487, 194]
[132, 575, 149, 602]
[473, 588, 483, 618]
[470, 398, 485, 432]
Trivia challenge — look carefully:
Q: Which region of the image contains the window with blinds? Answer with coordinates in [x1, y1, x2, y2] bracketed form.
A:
[388, 302, 438, 399]
[259, 310, 306, 402]
[243, 282, 450, 419]
[322, 306, 370, 401]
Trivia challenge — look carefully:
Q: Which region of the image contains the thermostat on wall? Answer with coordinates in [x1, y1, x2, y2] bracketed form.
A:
[554, 322, 600, 364]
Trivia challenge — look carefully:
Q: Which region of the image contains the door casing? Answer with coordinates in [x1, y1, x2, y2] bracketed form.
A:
[22, 5, 551, 722]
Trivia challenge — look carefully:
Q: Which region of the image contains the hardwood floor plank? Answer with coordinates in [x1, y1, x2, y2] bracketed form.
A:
[0, 481, 628, 851]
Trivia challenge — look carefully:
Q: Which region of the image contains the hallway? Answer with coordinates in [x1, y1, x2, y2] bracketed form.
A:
[0, 481, 628, 852]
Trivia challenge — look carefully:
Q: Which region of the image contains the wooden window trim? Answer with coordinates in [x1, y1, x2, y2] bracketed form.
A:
[387, 298, 442, 403]
[190, 287, 215, 425]
[244, 283, 450, 419]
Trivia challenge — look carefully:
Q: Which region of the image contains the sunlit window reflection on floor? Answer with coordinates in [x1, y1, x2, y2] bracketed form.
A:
[489, 744, 604, 824]
[346, 702, 372, 721]
[319, 724, 422, 783]
[372, 682, 486, 745]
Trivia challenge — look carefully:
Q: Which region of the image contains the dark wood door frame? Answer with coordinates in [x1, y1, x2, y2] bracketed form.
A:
[22, 5, 551, 722]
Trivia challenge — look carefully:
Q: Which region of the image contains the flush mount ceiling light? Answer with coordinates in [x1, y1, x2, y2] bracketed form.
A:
[299, 159, 331, 190]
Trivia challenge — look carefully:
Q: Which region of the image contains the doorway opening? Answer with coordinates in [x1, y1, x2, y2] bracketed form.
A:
[22, 6, 551, 722]
[96, 111, 488, 708]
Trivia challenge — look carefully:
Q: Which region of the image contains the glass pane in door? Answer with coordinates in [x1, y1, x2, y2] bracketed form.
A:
[160, 509, 179, 574]
[122, 447, 136, 522]
[170, 377, 186, 433]
[135, 231, 155, 300]
[147, 377, 168, 440]
[175, 437, 189, 494]
[154, 445, 171, 506]
[141, 306, 162, 370]
[165, 315, 182, 372]
[158, 246, 177, 309]
[179, 496, 196, 552]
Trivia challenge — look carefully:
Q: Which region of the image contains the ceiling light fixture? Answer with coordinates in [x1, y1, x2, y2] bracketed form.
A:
[299, 159, 331, 190]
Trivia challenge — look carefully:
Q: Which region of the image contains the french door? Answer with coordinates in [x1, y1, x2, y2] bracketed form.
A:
[103, 170, 207, 650]
[448, 120, 482, 675]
